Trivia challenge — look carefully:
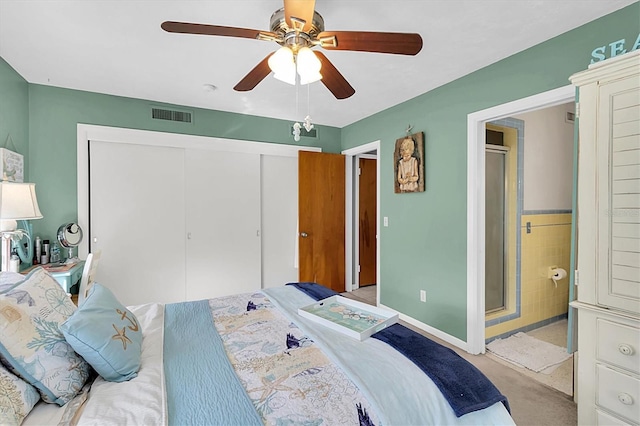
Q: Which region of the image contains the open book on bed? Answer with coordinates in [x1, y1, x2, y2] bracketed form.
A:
[1, 269, 513, 426]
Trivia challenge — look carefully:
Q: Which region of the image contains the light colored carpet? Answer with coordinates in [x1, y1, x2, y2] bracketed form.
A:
[487, 332, 572, 373]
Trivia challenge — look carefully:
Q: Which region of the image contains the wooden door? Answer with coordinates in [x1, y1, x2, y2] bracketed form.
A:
[358, 158, 377, 286]
[298, 151, 345, 292]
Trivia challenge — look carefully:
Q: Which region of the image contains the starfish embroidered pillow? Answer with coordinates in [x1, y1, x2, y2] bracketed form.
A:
[60, 283, 142, 382]
[0, 267, 90, 405]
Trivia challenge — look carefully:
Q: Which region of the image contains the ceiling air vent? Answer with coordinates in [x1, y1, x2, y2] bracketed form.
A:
[290, 125, 318, 138]
[151, 107, 193, 124]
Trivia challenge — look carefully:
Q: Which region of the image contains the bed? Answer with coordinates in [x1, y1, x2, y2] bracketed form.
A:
[1, 268, 514, 425]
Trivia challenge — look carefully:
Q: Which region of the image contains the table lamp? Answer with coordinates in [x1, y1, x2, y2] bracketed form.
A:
[0, 182, 43, 271]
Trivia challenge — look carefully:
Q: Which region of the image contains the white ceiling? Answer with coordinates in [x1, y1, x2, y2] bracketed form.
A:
[0, 0, 635, 128]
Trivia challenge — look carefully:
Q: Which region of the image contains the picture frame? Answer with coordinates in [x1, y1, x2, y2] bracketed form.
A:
[0, 148, 24, 183]
[394, 131, 424, 193]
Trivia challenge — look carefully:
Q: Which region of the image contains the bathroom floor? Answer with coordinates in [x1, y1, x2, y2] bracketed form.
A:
[486, 320, 573, 396]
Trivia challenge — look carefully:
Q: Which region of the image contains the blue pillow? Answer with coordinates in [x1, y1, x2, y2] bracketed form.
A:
[60, 283, 142, 382]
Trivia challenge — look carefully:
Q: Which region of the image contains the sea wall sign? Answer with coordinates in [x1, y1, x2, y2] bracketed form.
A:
[590, 32, 640, 64]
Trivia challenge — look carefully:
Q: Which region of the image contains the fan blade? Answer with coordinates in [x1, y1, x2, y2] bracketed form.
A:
[284, 0, 315, 32]
[314, 52, 355, 100]
[318, 31, 423, 55]
[161, 21, 275, 40]
[234, 54, 274, 92]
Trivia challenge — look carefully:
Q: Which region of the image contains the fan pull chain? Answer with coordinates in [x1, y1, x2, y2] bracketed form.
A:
[293, 77, 302, 141]
[304, 83, 314, 132]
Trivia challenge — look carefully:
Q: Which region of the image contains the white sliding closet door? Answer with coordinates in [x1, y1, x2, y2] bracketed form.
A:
[89, 141, 186, 306]
[261, 155, 298, 288]
[185, 149, 261, 300]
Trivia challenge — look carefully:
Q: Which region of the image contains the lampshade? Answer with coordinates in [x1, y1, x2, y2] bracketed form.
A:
[297, 47, 322, 85]
[0, 182, 43, 230]
[268, 46, 296, 85]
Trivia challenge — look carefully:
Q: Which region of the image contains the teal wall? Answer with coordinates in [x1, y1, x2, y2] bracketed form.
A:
[26, 85, 341, 242]
[341, 3, 639, 340]
[0, 58, 29, 176]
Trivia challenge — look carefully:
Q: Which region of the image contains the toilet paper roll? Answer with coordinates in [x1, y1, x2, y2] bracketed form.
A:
[552, 268, 567, 280]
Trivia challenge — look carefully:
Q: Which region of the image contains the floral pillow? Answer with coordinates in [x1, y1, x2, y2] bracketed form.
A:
[0, 267, 90, 405]
[0, 363, 40, 426]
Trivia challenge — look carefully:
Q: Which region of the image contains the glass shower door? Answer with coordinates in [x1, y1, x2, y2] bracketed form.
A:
[485, 148, 508, 313]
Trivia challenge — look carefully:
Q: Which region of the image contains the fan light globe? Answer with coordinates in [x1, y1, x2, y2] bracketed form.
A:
[268, 47, 296, 85]
[297, 47, 322, 85]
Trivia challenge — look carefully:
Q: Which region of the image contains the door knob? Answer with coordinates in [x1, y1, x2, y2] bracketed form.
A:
[300, 232, 308, 238]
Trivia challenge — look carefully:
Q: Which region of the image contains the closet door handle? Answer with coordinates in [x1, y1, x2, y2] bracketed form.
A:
[300, 232, 308, 238]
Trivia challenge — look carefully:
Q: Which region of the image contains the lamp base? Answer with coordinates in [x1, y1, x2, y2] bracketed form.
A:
[1, 233, 12, 272]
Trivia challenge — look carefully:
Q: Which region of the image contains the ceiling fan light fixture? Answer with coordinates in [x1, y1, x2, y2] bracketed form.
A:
[268, 46, 296, 85]
[296, 47, 322, 85]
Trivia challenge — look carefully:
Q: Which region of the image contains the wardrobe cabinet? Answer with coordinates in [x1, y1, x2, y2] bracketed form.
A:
[570, 50, 640, 426]
[87, 135, 304, 306]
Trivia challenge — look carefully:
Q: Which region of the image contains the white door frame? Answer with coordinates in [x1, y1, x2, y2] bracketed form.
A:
[343, 141, 380, 300]
[466, 85, 575, 354]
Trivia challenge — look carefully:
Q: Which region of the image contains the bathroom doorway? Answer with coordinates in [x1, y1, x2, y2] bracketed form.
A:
[481, 103, 576, 397]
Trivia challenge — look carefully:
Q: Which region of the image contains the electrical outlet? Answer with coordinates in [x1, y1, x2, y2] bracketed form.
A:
[420, 290, 426, 302]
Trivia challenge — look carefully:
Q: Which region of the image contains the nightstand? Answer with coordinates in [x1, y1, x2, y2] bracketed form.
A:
[21, 261, 85, 294]
[49, 262, 85, 293]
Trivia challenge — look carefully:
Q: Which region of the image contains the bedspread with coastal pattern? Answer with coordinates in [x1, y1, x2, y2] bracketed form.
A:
[208, 291, 378, 426]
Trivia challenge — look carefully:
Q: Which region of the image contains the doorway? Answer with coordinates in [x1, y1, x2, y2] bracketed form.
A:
[343, 141, 380, 303]
[466, 85, 576, 355]
[474, 98, 577, 396]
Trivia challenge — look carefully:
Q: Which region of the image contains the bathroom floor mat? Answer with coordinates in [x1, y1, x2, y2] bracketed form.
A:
[486, 332, 571, 373]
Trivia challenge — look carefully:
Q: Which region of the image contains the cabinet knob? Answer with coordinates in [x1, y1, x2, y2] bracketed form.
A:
[300, 232, 308, 238]
[618, 344, 634, 356]
[618, 393, 634, 405]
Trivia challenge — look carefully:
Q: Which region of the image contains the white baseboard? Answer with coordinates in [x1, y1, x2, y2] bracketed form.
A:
[378, 303, 470, 353]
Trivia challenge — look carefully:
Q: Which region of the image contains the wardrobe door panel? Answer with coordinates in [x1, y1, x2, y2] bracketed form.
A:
[185, 149, 261, 300]
[89, 141, 186, 306]
[261, 155, 298, 288]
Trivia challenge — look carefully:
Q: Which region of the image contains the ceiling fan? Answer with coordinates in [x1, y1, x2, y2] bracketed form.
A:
[161, 0, 422, 100]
